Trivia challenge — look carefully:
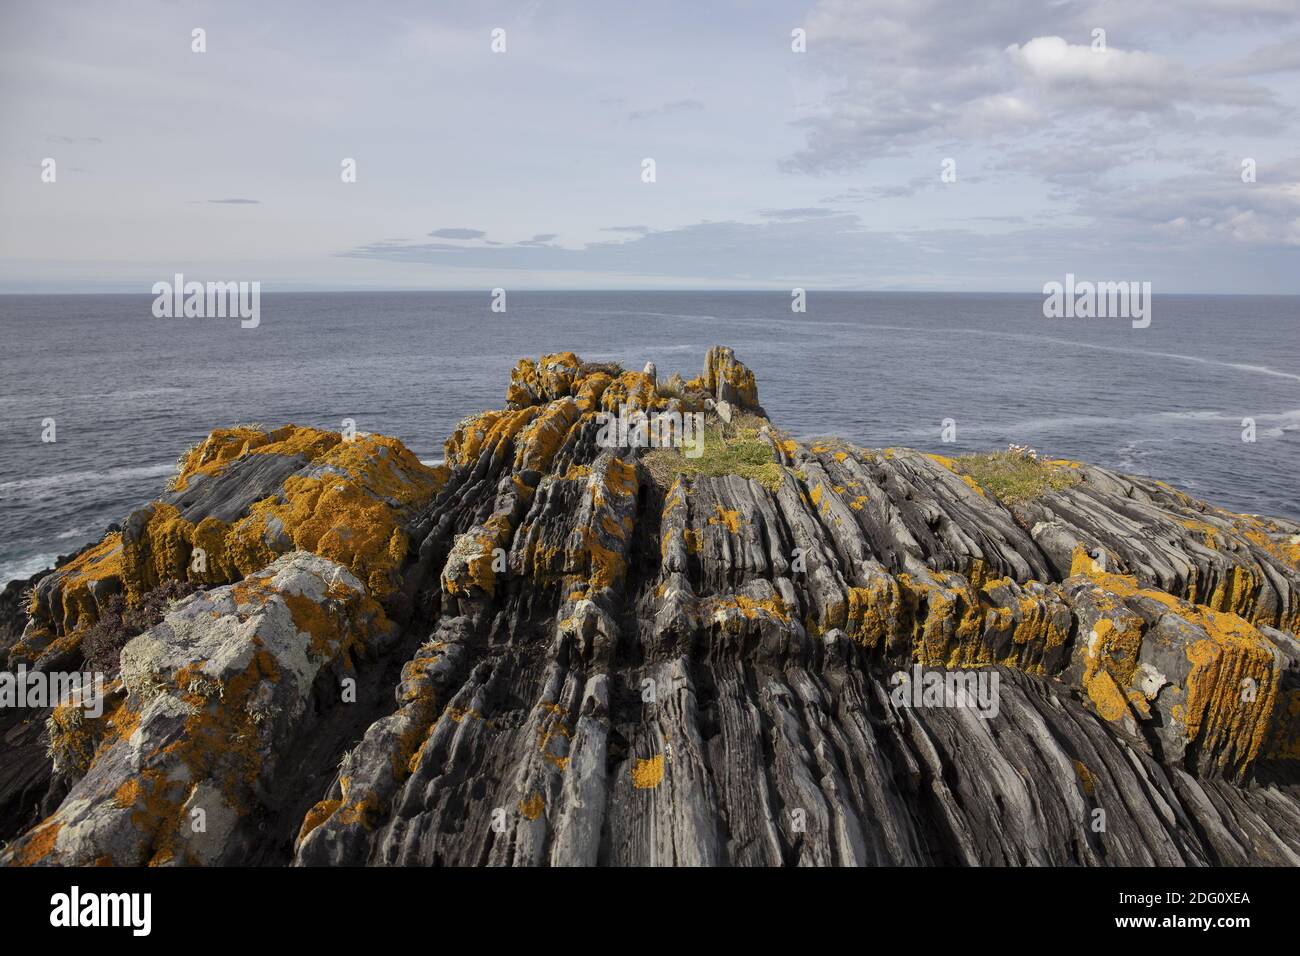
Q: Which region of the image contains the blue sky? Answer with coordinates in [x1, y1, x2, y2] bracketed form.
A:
[2, 0, 1299, 292]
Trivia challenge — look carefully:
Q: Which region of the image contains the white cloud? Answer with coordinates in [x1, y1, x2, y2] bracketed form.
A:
[957, 94, 1042, 132]
[1006, 36, 1273, 110]
[1007, 37, 1185, 98]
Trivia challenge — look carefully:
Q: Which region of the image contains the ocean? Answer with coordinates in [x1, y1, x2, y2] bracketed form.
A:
[0, 291, 1296, 583]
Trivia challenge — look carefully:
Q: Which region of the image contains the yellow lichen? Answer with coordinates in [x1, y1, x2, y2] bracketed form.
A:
[708, 507, 743, 534]
[631, 754, 665, 789]
[518, 792, 546, 820]
[297, 799, 342, 844]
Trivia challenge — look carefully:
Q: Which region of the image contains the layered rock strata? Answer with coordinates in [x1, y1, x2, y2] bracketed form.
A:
[3, 348, 1299, 866]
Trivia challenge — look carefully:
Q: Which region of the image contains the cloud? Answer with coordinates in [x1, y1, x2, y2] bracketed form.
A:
[5, 0, 1297, 294]
[340, 133, 1300, 291]
[758, 207, 836, 220]
[785, 1, 1289, 173]
[1112, 159, 1300, 246]
[207, 198, 261, 204]
[1217, 36, 1300, 76]
[956, 93, 1041, 130]
[428, 228, 486, 240]
[803, 0, 1067, 65]
[1007, 37, 1177, 92]
[1006, 36, 1271, 110]
[627, 98, 704, 121]
[346, 215, 886, 283]
[819, 172, 971, 202]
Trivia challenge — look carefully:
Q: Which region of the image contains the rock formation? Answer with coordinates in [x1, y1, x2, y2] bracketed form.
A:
[2, 347, 1299, 866]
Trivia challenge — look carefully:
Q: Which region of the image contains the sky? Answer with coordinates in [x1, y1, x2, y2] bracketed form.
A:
[1, 0, 1298, 293]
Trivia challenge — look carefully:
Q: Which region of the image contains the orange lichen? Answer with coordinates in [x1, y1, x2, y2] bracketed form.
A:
[1086, 669, 1131, 722]
[574, 373, 612, 412]
[44, 533, 125, 634]
[708, 507, 744, 534]
[1072, 546, 1284, 774]
[709, 593, 792, 627]
[631, 754, 665, 789]
[28, 425, 439, 667]
[297, 799, 342, 844]
[282, 591, 345, 659]
[702, 346, 758, 407]
[592, 456, 638, 508]
[580, 528, 628, 592]
[446, 407, 539, 467]
[844, 576, 907, 650]
[170, 425, 303, 492]
[334, 788, 383, 830]
[114, 777, 143, 809]
[898, 572, 988, 668]
[1073, 760, 1097, 797]
[514, 399, 579, 473]
[13, 820, 62, 865]
[519, 792, 546, 820]
[600, 371, 660, 413]
[444, 513, 514, 597]
[537, 703, 572, 771]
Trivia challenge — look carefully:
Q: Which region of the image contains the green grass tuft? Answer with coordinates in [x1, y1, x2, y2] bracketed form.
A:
[643, 415, 784, 491]
[953, 450, 1080, 503]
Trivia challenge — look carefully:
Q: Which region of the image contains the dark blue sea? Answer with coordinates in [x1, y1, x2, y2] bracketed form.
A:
[1, 291, 1297, 582]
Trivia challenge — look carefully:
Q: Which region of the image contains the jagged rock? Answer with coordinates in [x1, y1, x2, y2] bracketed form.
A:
[11, 425, 443, 671]
[701, 345, 759, 409]
[1, 567, 51, 652]
[0, 552, 395, 866]
[4, 347, 1299, 866]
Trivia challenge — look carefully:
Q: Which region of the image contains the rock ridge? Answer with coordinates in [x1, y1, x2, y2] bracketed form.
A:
[2, 347, 1299, 866]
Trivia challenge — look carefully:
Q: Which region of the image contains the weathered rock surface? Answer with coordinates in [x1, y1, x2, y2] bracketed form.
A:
[11, 425, 444, 672]
[1, 552, 395, 865]
[3, 347, 1299, 866]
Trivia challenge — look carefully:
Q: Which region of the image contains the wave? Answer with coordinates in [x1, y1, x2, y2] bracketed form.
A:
[1116, 438, 1156, 472]
[0, 462, 174, 496]
[582, 343, 719, 361]
[527, 306, 720, 323]
[0, 552, 60, 584]
[911, 326, 1300, 385]
[744, 317, 1300, 387]
[898, 406, 1300, 439]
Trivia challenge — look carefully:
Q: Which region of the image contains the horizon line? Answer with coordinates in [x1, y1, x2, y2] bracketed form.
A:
[2, 288, 1299, 297]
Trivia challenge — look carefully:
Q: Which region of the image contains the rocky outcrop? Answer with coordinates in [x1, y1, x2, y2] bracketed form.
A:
[699, 344, 759, 408]
[10, 425, 445, 673]
[2, 552, 395, 865]
[3, 347, 1299, 866]
[0, 569, 48, 652]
